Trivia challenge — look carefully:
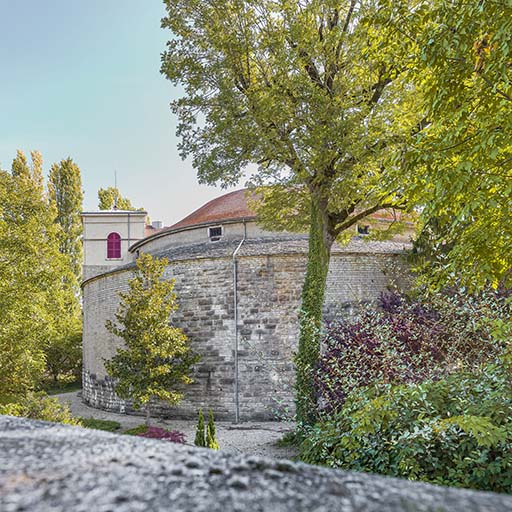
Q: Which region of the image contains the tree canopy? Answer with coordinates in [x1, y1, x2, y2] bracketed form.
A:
[0, 151, 84, 399]
[48, 158, 84, 285]
[98, 186, 142, 211]
[0, 153, 63, 401]
[161, 0, 423, 424]
[400, 0, 512, 289]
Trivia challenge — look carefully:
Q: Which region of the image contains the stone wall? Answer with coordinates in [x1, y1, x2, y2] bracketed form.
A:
[82, 236, 406, 421]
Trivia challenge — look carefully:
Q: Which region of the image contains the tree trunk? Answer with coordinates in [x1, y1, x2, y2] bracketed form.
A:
[295, 191, 334, 427]
[145, 404, 151, 427]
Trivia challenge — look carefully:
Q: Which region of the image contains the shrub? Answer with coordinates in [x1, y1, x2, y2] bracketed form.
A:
[316, 289, 510, 414]
[194, 408, 206, 447]
[124, 424, 149, 436]
[206, 408, 219, 450]
[137, 426, 186, 443]
[301, 364, 512, 493]
[79, 418, 121, 432]
[0, 391, 80, 426]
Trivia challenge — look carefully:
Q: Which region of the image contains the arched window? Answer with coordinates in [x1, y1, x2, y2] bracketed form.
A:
[107, 232, 121, 259]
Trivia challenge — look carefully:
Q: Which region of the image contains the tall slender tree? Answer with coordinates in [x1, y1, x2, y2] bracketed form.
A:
[0, 152, 64, 401]
[161, 0, 423, 424]
[48, 158, 84, 283]
[10, 149, 31, 180]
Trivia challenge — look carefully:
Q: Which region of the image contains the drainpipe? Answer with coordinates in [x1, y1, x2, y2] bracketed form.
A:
[127, 212, 131, 260]
[232, 220, 247, 424]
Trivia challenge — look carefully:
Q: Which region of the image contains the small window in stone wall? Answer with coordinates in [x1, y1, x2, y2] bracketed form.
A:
[107, 232, 121, 258]
[208, 226, 223, 242]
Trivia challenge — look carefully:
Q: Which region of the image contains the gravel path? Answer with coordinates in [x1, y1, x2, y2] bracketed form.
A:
[56, 391, 298, 459]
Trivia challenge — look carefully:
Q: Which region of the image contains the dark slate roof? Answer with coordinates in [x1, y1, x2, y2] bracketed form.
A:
[83, 236, 409, 285]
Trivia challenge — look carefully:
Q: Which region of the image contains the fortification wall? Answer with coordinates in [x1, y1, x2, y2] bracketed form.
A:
[82, 245, 406, 421]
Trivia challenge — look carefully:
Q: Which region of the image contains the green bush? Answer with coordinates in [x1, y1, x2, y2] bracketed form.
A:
[206, 408, 219, 450]
[0, 391, 80, 426]
[79, 418, 121, 432]
[194, 408, 206, 447]
[301, 365, 512, 493]
[123, 424, 149, 436]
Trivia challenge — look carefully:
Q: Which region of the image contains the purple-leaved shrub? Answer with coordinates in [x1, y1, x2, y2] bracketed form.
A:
[316, 289, 510, 415]
[137, 426, 186, 443]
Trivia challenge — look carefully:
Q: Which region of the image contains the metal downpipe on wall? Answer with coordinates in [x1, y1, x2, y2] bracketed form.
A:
[232, 220, 247, 424]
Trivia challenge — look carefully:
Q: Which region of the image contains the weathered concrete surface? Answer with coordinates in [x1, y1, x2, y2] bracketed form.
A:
[2, 416, 512, 512]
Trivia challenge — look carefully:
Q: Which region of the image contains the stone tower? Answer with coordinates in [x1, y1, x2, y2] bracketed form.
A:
[81, 209, 147, 281]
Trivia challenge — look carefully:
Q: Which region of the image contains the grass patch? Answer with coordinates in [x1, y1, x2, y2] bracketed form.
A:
[79, 418, 122, 432]
[41, 378, 82, 396]
[123, 424, 148, 436]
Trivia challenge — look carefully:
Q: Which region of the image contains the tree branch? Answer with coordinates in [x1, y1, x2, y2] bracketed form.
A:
[333, 202, 407, 235]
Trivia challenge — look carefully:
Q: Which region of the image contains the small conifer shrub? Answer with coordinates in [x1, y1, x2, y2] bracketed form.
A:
[194, 408, 206, 447]
[206, 408, 219, 450]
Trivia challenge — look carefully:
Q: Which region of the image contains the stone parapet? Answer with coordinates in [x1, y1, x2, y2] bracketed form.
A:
[1, 415, 511, 512]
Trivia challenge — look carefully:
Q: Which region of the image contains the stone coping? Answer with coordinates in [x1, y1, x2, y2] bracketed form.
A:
[1, 415, 511, 511]
[83, 236, 409, 286]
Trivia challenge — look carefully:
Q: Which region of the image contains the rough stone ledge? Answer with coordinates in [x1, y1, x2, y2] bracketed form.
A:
[1, 415, 511, 512]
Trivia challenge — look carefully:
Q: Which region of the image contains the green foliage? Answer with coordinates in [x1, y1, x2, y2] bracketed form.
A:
[301, 365, 512, 493]
[0, 391, 80, 426]
[194, 408, 219, 449]
[98, 186, 142, 211]
[161, 0, 425, 424]
[123, 424, 149, 436]
[42, 378, 82, 396]
[48, 157, 84, 284]
[206, 408, 219, 450]
[276, 431, 300, 448]
[378, 0, 512, 289]
[194, 408, 206, 447]
[0, 152, 66, 402]
[316, 288, 511, 415]
[79, 418, 121, 432]
[0, 150, 85, 399]
[46, 156, 83, 384]
[44, 319, 82, 383]
[105, 253, 199, 425]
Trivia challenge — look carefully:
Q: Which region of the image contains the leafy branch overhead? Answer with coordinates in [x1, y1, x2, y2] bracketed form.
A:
[162, 0, 418, 236]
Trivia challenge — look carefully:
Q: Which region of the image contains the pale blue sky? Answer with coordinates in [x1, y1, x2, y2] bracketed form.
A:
[0, 0, 235, 224]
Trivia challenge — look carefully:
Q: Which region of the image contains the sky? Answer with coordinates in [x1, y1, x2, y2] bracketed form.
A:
[0, 0, 237, 225]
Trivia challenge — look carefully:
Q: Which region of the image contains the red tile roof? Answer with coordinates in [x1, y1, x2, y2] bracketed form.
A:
[170, 189, 256, 230]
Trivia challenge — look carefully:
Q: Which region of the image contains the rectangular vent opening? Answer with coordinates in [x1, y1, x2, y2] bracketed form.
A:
[357, 224, 370, 235]
[208, 226, 223, 241]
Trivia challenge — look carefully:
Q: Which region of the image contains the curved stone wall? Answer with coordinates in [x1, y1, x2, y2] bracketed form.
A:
[82, 236, 408, 421]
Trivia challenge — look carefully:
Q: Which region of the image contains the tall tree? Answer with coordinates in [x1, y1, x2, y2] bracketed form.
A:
[98, 186, 141, 211]
[48, 158, 84, 283]
[30, 150, 45, 192]
[0, 153, 64, 401]
[10, 149, 30, 180]
[161, 0, 422, 424]
[105, 253, 199, 426]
